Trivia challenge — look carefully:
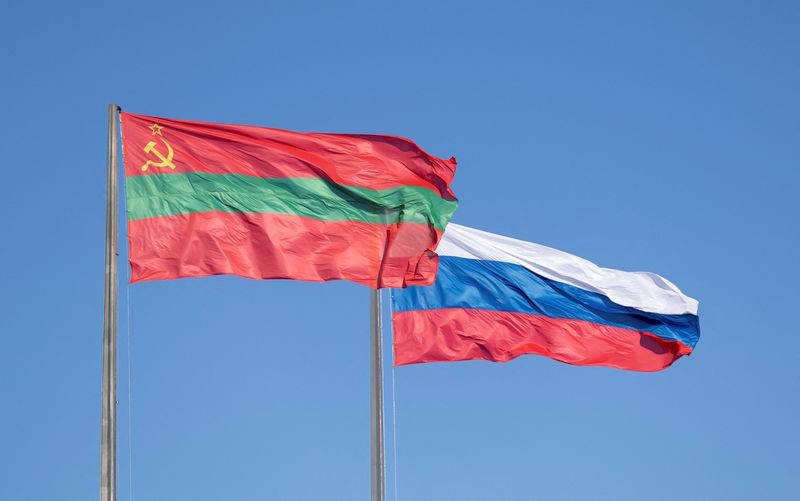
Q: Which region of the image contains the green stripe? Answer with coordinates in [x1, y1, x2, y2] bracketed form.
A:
[126, 173, 458, 230]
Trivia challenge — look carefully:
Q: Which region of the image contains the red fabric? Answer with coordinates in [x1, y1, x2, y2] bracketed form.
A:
[121, 113, 457, 198]
[128, 211, 441, 288]
[393, 308, 692, 372]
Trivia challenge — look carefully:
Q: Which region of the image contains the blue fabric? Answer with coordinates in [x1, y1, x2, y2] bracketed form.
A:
[392, 256, 700, 348]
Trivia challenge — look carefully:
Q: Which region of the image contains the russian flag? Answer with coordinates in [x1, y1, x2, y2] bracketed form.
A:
[391, 224, 700, 372]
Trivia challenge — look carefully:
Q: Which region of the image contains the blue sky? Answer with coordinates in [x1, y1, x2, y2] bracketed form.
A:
[1, 1, 798, 500]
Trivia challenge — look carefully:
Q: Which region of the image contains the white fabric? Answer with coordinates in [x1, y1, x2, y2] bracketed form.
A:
[438, 223, 699, 316]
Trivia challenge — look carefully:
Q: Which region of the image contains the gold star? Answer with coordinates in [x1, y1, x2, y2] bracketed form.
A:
[149, 123, 164, 136]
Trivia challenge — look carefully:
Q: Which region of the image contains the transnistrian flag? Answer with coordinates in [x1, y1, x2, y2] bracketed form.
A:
[120, 113, 458, 288]
[391, 224, 700, 371]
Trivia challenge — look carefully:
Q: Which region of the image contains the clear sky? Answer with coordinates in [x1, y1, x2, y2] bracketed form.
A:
[1, 1, 798, 500]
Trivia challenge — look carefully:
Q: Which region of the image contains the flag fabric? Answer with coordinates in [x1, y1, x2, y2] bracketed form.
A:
[391, 224, 700, 371]
[120, 113, 458, 288]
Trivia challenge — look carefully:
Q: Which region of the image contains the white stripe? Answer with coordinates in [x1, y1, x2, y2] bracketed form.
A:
[438, 223, 699, 316]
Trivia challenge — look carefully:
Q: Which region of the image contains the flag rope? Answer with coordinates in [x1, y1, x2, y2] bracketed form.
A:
[126, 282, 133, 501]
[389, 292, 399, 501]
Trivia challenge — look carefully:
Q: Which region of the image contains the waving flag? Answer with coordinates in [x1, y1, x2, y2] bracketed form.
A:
[391, 224, 700, 371]
[120, 113, 458, 288]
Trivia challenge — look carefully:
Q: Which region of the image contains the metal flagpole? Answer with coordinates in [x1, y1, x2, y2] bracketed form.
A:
[100, 103, 120, 501]
[370, 288, 385, 501]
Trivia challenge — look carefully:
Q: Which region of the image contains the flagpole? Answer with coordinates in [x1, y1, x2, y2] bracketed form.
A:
[370, 288, 385, 501]
[100, 103, 120, 501]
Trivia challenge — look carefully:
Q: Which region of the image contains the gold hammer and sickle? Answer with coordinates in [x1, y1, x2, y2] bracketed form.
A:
[140, 138, 176, 171]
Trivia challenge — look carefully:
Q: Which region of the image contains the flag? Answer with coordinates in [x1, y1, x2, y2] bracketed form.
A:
[391, 224, 700, 371]
[120, 113, 458, 288]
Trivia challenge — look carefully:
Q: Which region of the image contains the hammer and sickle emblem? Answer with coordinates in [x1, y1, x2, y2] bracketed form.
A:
[140, 139, 176, 171]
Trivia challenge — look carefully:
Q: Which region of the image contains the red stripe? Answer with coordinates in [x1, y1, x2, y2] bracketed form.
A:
[121, 113, 457, 198]
[393, 309, 693, 372]
[128, 211, 442, 288]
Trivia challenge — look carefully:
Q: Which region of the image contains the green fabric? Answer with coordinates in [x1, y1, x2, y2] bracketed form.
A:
[126, 173, 458, 230]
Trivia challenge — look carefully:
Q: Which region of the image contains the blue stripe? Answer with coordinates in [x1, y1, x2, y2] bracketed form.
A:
[392, 256, 700, 348]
